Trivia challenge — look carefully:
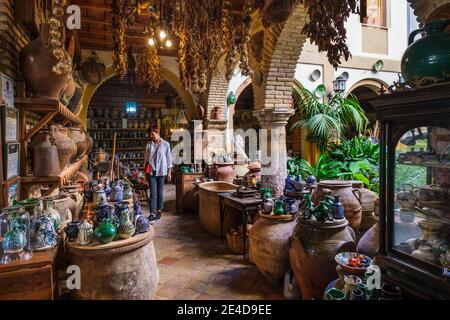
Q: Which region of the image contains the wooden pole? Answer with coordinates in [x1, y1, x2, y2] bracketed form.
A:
[110, 132, 117, 181]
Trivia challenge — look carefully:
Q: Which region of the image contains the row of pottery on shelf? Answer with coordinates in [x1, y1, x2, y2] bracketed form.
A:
[88, 107, 161, 119]
[32, 124, 93, 177]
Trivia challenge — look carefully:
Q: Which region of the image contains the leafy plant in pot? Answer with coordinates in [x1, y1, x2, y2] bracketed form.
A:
[290, 88, 368, 153]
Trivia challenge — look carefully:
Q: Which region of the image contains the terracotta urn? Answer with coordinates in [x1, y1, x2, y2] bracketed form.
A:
[212, 106, 223, 120]
[312, 180, 362, 230]
[289, 218, 356, 300]
[68, 126, 87, 161]
[356, 222, 379, 258]
[50, 124, 77, 169]
[249, 214, 297, 284]
[212, 163, 235, 183]
[19, 23, 70, 99]
[31, 130, 61, 176]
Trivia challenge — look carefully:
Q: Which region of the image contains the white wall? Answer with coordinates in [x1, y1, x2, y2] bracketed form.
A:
[346, 0, 409, 60]
[336, 67, 400, 93]
[294, 63, 324, 92]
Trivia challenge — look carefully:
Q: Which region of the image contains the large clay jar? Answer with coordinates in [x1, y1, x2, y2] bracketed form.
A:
[32, 131, 61, 176]
[358, 188, 379, 234]
[50, 124, 77, 170]
[249, 215, 297, 284]
[213, 163, 235, 183]
[289, 218, 356, 300]
[19, 23, 70, 99]
[68, 126, 87, 161]
[356, 222, 379, 258]
[312, 180, 362, 230]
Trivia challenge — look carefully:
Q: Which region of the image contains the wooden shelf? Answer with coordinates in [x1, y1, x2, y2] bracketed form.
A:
[121, 158, 144, 161]
[93, 148, 145, 152]
[88, 128, 148, 131]
[91, 138, 147, 141]
[16, 98, 82, 140]
[21, 155, 88, 186]
[398, 161, 450, 169]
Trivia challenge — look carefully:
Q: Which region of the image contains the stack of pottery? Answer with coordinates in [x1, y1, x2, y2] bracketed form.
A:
[312, 180, 362, 231]
[289, 217, 356, 299]
[50, 124, 77, 170]
[31, 130, 61, 176]
[249, 213, 297, 284]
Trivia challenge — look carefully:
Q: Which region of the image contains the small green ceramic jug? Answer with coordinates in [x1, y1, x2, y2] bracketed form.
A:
[401, 19, 450, 82]
[94, 218, 117, 244]
[273, 199, 286, 215]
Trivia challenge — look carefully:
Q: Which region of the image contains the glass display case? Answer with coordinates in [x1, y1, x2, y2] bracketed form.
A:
[0, 205, 33, 264]
[371, 83, 450, 299]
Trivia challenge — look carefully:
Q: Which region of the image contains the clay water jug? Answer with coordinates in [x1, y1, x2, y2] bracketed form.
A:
[19, 23, 70, 99]
[32, 131, 60, 176]
[50, 124, 77, 170]
[313, 180, 362, 230]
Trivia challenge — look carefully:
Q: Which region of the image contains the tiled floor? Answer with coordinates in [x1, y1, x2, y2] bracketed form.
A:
[142, 184, 284, 300]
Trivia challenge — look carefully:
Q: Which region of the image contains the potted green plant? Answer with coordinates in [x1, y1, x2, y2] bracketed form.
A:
[290, 88, 368, 153]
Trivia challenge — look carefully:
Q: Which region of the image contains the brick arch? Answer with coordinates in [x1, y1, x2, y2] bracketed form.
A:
[409, 0, 450, 23]
[251, 5, 309, 112]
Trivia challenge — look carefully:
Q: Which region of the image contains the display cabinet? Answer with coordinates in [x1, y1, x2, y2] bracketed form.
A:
[371, 83, 450, 299]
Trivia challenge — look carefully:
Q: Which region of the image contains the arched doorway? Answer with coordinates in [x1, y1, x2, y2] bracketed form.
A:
[348, 79, 388, 133]
[86, 74, 189, 168]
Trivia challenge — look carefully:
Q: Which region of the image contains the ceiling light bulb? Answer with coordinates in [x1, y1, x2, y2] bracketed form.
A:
[148, 38, 155, 46]
[159, 30, 167, 40]
[165, 39, 172, 48]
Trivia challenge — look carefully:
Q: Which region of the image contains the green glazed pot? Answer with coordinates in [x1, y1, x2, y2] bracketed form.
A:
[17, 198, 40, 216]
[273, 200, 286, 215]
[401, 19, 450, 82]
[94, 218, 117, 244]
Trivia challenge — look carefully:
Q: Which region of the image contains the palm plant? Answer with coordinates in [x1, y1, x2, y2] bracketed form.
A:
[295, 154, 344, 181]
[291, 88, 368, 152]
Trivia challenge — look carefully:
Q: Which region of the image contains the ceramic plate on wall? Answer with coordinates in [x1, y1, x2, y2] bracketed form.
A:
[314, 84, 326, 98]
[310, 69, 321, 81]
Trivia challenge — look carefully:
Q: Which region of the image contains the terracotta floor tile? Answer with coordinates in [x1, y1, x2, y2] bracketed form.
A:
[173, 289, 201, 300]
[158, 256, 179, 265]
[145, 185, 285, 300]
[165, 275, 192, 289]
[156, 285, 181, 299]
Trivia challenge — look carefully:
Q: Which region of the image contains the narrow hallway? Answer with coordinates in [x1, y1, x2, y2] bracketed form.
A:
[144, 185, 284, 300]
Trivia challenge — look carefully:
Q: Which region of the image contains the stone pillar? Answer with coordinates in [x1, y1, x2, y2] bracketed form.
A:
[255, 107, 294, 197]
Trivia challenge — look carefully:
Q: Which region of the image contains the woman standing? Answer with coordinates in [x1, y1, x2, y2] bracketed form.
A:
[144, 126, 173, 222]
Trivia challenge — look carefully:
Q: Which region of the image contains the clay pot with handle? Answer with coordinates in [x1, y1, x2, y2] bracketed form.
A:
[289, 217, 356, 300]
[19, 23, 70, 99]
[50, 124, 77, 170]
[32, 130, 61, 176]
[312, 180, 362, 230]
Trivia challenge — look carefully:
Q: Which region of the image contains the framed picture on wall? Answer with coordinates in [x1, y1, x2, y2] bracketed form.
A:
[3, 142, 19, 180]
[2, 106, 18, 142]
